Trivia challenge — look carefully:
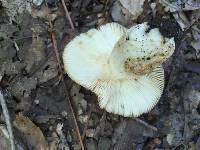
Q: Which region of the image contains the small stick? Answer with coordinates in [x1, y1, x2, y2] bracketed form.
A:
[0, 90, 16, 150]
[45, 2, 84, 150]
[13, 41, 20, 52]
[179, 17, 199, 41]
[60, 0, 75, 30]
[133, 118, 157, 132]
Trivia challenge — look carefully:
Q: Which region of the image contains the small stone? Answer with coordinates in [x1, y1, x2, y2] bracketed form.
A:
[34, 99, 39, 104]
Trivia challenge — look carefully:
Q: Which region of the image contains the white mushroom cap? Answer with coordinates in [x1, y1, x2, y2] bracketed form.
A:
[63, 23, 175, 117]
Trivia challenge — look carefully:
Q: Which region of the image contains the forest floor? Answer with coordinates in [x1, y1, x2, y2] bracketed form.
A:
[0, 0, 200, 150]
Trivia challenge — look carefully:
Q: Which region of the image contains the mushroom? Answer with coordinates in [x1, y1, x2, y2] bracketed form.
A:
[63, 22, 175, 117]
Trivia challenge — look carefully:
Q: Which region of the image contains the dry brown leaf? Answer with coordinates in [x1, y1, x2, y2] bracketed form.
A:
[160, 0, 200, 12]
[111, 0, 145, 25]
[112, 119, 157, 150]
[119, 0, 145, 19]
[172, 12, 189, 30]
[31, 5, 57, 21]
[31, 6, 50, 19]
[25, 27, 46, 75]
[14, 113, 49, 150]
[111, 1, 132, 26]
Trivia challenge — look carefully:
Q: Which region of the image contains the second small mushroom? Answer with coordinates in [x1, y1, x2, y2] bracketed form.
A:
[63, 22, 175, 117]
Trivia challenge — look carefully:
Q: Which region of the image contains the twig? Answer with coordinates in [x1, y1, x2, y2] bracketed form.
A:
[133, 118, 157, 132]
[177, 17, 200, 47]
[60, 0, 75, 30]
[13, 41, 20, 52]
[0, 89, 16, 150]
[45, 2, 84, 150]
[103, 0, 109, 14]
[179, 18, 199, 48]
